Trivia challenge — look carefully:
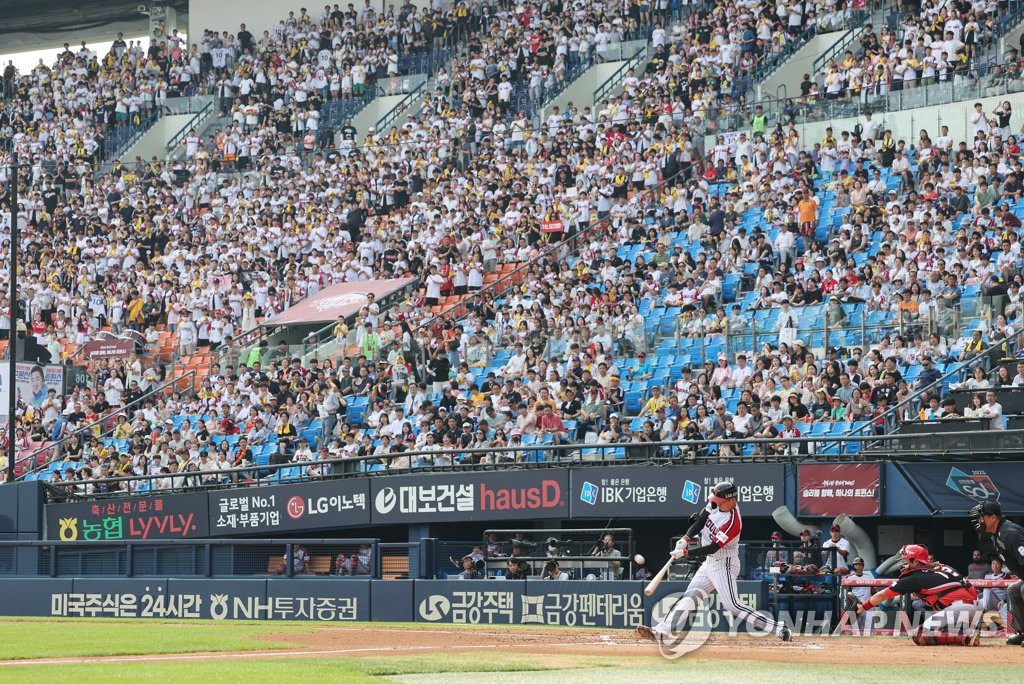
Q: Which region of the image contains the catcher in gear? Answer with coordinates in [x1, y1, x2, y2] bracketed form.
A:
[855, 544, 981, 646]
[970, 501, 1024, 645]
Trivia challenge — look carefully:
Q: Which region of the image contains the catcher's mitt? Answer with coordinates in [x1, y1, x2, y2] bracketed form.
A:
[843, 592, 860, 613]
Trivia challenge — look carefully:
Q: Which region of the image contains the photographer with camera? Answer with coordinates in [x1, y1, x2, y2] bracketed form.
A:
[485, 531, 508, 557]
[457, 555, 482, 580]
[505, 558, 531, 579]
[590, 533, 622, 580]
[545, 537, 570, 557]
[542, 559, 569, 580]
[449, 545, 487, 572]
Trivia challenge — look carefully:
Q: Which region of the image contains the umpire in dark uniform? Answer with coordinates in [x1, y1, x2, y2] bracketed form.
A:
[971, 501, 1024, 645]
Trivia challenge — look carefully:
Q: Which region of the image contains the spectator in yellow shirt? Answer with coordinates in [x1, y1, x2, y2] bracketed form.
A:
[112, 415, 133, 440]
[640, 386, 669, 417]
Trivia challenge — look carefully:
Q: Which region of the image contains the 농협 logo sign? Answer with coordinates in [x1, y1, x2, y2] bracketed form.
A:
[682, 480, 701, 504]
[58, 517, 78, 541]
[47, 495, 208, 541]
[946, 467, 1000, 502]
[580, 481, 598, 505]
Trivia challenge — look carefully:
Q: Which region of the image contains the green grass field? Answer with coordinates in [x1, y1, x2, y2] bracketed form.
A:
[0, 618, 1009, 683]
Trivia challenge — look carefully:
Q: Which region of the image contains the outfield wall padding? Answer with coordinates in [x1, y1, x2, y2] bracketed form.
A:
[0, 578, 767, 629]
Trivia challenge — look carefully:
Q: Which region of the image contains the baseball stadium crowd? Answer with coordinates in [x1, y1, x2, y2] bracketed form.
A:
[815, 2, 1001, 100]
[3, 0, 1024, 491]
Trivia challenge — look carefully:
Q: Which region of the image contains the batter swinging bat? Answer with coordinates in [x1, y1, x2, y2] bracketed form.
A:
[644, 556, 675, 596]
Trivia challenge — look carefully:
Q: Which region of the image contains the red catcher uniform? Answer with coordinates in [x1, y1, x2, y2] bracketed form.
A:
[882, 563, 981, 639]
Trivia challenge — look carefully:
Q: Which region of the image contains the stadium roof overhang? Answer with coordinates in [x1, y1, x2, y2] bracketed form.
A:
[0, 1, 185, 36]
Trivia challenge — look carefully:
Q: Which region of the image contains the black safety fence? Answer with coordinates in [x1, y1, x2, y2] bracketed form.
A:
[0, 538, 379, 579]
[478, 528, 636, 582]
[745, 542, 843, 633]
[31, 427, 1024, 509]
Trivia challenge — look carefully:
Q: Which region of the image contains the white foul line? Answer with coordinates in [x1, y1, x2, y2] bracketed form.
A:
[0, 640, 651, 667]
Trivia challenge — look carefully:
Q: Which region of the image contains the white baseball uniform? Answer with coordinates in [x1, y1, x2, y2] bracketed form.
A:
[654, 502, 787, 637]
[848, 569, 874, 630]
[822, 536, 852, 571]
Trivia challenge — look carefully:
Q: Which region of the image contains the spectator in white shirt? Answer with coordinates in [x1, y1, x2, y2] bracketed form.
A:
[774, 224, 796, 267]
[821, 525, 852, 573]
[980, 558, 1010, 610]
[1012, 362, 1024, 387]
[971, 102, 991, 136]
[731, 354, 754, 388]
[980, 391, 1004, 430]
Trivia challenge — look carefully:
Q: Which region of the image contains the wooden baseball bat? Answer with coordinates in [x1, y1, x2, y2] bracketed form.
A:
[644, 556, 675, 596]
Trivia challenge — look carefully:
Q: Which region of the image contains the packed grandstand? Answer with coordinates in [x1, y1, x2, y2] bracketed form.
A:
[2, 0, 1024, 494]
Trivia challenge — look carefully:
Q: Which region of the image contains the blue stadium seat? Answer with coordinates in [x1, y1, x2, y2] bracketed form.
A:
[625, 392, 644, 414]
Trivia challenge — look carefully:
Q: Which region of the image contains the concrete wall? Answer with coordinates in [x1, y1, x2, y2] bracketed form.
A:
[1002, 17, 1024, 59]
[351, 93, 410, 138]
[757, 31, 845, 101]
[785, 92, 1010, 149]
[189, 0, 282, 42]
[702, 91, 1007, 155]
[549, 62, 623, 115]
[121, 113, 196, 162]
[541, 56, 643, 120]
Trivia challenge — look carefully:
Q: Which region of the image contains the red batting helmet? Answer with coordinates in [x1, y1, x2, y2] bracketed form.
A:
[900, 544, 930, 565]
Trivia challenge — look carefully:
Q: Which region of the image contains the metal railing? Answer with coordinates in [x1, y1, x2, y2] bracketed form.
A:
[34, 427, 1024, 504]
[675, 311, 961, 367]
[111, 116, 160, 157]
[701, 62, 1024, 137]
[998, 1, 1024, 36]
[750, 11, 869, 87]
[860, 314, 1024, 438]
[12, 369, 196, 479]
[375, 74, 428, 132]
[299, 278, 420, 361]
[593, 43, 648, 105]
[166, 98, 214, 156]
[811, 12, 873, 75]
[537, 60, 588, 112]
